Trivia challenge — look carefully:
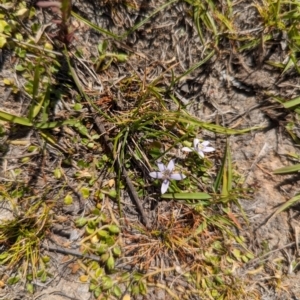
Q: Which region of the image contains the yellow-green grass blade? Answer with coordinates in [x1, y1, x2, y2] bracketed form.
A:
[201, 9, 218, 37]
[220, 141, 232, 197]
[30, 81, 49, 121]
[285, 127, 300, 144]
[71, 11, 120, 40]
[174, 50, 215, 83]
[281, 51, 300, 75]
[214, 10, 234, 32]
[282, 56, 295, 75]
[129, 113, 260, 135]
[238, 34, 272, 51]
[265, 60, 285, 69]
[221, 140, 232, 197]
[281, 95, 300, 109]
[34, 119, 78, 129]
[273, 164, 300, 174]
[129, 112, 262, 134]
[267, 194, 300, 223]
[41, 83, 51, 123]
[214, 145, 226, 192]
[27, 63, 43, 121]
[39, 131, 72, 154]
[222, 161, 228, 197]
[274, 0, 281, 22]
[123, 0, 178, 38]
[227, 141, 232, 192]
[194, 7, 205, 45]
[161, 192, 212, 200]
[0, 110, 33, 126]
[163, 112, 262, 134]
[268, 93, 300, 110]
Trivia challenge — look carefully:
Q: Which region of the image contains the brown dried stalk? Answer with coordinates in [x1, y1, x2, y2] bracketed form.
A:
[36, 0, 73, 44]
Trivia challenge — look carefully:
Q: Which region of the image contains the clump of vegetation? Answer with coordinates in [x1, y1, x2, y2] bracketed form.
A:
[0, 183, 51, 292]
[1, 0, 300, 299]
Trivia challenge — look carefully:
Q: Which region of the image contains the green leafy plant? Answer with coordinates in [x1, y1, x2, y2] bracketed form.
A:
[74, 209, 123, 298]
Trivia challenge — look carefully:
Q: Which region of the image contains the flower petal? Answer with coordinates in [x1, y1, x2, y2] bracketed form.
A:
[170, 173, 186, 180]
[197, 150, 205, 158]
[202, 141, 210, 147]
[182, 147, 192, 152]
[157, 162, 166, 172]
[167, 159, 175, 172]
[161, 180, 170, 194]
[193, 138, 200, 149]
[149, 171, 163, 179]
[203, 146, 215, 152]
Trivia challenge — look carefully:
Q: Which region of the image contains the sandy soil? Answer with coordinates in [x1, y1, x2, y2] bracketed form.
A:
[1, 1, 300, 299]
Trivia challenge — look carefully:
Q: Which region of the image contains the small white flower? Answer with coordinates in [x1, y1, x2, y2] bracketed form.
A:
[149, 159, 186, 194]
[182, 138, 215, 158]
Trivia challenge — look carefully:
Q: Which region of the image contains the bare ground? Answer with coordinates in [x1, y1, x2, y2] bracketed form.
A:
[1, 0, 300, 299]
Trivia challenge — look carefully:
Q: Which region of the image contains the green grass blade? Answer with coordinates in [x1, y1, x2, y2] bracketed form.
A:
[39, 131, 71, 154]
[32, 64, 40, 100]
[174, 50, 215, 83]
[32, 81, 49, 120]
[122, 0, 178, 38]
[238, 34, 272, 51]
[161, 192, 212, 200]
[215, 10, 234, 32]
[113, 129, 127, 158]
[274, 0, 281, 22]
[267, 194, 300, 223]
[213, 140, 233, 195]
[226, 0, 233, 16]
[221, 143, 233, 197]
[41, 83, 51, 123]
[213, 146, 226, 192]
[222, 162, 228, 196]
[281, 51, 300, 75]
[265, 92, 284, 104]
[164, 113, 262, 134]
[0, 110, 33, 126]
[204, 10, 218, 36]
[28, 64, 42, 121]
[265, 60, 285, 69]
[34, 119, 78, 129]
[220, 140, 232, 197]
[129, 112, 261, 135]
[227, 140, 232, 192]
[71, 11, 121, 40]
[282, 95, 300, 109]
[273, 164, 300, 174]
[282, 56, 295, 74]
[221, 141, 231, 197]
[194, 7, 205, 45]
[286, 128, 300, 144]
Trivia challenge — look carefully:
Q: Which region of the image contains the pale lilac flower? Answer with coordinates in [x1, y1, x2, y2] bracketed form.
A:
[182, 139, 215, 158]
[149, 159, 186, 194]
